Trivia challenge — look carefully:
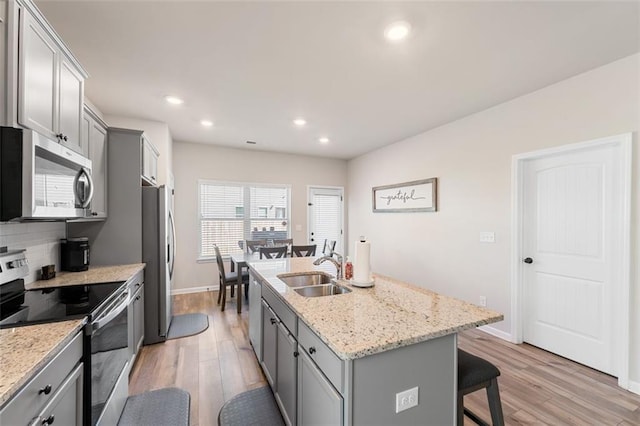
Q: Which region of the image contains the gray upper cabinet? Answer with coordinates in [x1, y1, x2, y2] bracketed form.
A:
[57, 57, 84, 153]
[83, 105, 108, 218]
[5, 0, 87, 153]
[141, 136, 159, 186]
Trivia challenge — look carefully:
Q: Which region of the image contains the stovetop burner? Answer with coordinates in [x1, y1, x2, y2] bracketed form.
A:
[0, 248, 124, 328]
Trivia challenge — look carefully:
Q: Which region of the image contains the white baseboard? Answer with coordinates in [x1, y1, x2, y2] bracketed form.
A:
[628, 380, 640, 395]
[477, 325, 512, 342]
[171, 285, 217, 295]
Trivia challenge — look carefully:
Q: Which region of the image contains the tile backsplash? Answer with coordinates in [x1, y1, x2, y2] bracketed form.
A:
[0, 222, 66, 284]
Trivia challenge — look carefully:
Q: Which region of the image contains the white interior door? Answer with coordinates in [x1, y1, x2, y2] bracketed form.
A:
[308, 187, 344, 255]
[522, 142, 624, 375]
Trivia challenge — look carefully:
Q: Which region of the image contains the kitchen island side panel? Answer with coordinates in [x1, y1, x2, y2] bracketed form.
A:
[351, 333, 456, 425]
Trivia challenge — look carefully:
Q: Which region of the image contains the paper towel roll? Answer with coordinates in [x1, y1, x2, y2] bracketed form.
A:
[353, 239, 370, 283]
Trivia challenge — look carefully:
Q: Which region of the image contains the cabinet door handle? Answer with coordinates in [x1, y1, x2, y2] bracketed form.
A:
[308, 347, 316, 354]
[135, 295, 141, 301]
[38, 384, 52, 395]
[293, 351, 299, 358]
[55, 133, 63, 140]
[270, 318, 277, 325]
[42, 415, 55, 425]
[62, 135, 68, 141]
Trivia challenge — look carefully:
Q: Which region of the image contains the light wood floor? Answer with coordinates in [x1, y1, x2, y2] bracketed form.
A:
[129, 292, 640, 426]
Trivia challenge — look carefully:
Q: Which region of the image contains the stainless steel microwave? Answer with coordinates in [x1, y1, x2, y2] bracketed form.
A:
[1, 127, 94, 221]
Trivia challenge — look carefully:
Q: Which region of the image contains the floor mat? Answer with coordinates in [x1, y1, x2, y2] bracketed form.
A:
[118, 387, 190, 426]
[167, 313, 209, 340]
[218, 386, 285, 426]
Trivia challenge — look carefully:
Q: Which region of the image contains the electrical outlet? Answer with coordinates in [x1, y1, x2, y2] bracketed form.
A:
[395, 387, 419, 413]
[479, 231, 495, 243]
[479, 296, 487, 307]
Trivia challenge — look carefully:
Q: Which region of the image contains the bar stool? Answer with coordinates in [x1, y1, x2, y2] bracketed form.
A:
[457, 349, 504, 426]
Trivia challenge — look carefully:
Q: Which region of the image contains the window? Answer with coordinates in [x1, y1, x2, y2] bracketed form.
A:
[199, 181, 290, 258]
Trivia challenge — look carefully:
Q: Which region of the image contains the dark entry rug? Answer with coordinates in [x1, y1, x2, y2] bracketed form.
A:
[218, 386, 285, 426]
[118, 387, 190, 426]
[167, 313, 209, 340]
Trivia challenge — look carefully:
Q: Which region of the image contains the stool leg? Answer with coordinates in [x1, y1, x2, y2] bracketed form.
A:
[217, 279, 223, 305]
[486, 378, 504, 426]
[457, 391, 464, 426]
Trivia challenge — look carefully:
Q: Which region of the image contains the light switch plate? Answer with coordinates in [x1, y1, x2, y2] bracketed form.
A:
[479, 231, 495, 243]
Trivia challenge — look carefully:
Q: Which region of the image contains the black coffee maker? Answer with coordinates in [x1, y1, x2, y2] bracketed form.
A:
[61, 237, 90, 272]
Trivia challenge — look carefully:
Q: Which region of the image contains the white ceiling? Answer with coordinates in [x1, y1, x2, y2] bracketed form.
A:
[36, 1, 639, 160]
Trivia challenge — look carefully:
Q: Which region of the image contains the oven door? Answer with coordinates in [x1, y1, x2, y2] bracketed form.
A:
[90, 288, 129, 425]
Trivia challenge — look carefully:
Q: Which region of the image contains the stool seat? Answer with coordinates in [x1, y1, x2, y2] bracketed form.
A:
[458, 349, 501, 389]
[457, 349, 504, 426]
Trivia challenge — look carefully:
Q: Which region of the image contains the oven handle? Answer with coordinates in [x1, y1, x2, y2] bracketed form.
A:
[92, 289, 129, 332]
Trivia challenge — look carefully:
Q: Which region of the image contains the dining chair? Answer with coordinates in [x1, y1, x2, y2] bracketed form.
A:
[322, 240, 336, 255]
[274, 238, 293, 255]
[214, 244, 249, 311]
[245, 239, 267, 254]
[260, 246, 287, 259]
[292, 244, 317, 257]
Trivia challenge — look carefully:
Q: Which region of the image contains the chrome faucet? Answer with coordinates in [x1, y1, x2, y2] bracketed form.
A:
[313, 252, 343, 280]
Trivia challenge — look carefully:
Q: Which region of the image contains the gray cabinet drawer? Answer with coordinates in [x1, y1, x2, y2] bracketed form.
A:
[30, 363, 83, 426]
[298, 321, 344, 393]
[1, 332, 83, 425]
[262, 285, 297, 335]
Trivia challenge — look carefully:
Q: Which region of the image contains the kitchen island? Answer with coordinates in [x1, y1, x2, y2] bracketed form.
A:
[248, 257, 503, 425]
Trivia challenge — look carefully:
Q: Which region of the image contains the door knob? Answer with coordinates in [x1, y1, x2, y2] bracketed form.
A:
[523, 257, 533, 264]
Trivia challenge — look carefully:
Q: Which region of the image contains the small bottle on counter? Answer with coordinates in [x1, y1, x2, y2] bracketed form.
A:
[344, 256, 353, 280]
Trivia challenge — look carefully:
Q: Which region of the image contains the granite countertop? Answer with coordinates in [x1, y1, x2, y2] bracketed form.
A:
[249, 258, 503, 360]
[0, 319, 86, 406]
[26, 263, 145, 290]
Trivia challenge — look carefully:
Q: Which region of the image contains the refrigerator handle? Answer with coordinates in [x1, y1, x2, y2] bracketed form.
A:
[169, 210, 176, 279]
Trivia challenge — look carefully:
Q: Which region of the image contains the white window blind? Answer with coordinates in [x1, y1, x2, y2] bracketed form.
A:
[312, 193, 342, 254]
[199, 181, 290, 258]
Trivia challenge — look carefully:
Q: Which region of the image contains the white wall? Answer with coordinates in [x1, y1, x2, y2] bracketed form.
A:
[172, 141, 348, 292]
[103, 115, 173, 187]
[0, 223, 66, 284]
[348, 54, 640, 384]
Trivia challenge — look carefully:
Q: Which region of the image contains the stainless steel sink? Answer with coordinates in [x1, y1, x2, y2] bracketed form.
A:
[294, 284, 352, 297]
[277, 272, 333, 288]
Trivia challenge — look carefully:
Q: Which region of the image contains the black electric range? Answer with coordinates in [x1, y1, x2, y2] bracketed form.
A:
[0, 248, 132, 426]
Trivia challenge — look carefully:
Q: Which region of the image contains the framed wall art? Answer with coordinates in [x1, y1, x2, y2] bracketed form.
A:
[372, 178, 437, 212]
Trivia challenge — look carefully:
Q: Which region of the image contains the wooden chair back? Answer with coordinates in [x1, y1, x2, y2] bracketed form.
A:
[292, 244, 317, 257]
[260, 246, 288, 259]
[245, 239, 267, 254]
[322, 240, 336, 255]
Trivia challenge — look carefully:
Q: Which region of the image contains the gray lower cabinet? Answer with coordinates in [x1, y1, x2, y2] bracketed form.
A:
[0, 332, 84, 426]
[133, 285, 145, 356]
[261, 300, 278, 387]
[298, 349, 343, 426]
[31, 363, 83, 426]
[250, 273, 456, 425]
[128, 278, 145, 369]
[248, 274, 262, 355]
[276, 321, 297, 426]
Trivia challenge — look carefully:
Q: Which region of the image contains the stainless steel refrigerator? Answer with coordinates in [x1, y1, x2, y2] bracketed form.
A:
[142, 185, 176, 344]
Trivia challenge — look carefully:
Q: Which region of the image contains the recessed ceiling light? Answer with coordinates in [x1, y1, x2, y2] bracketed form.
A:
[293, 118, 307, 127]
[164, 95, 184, 105]
[384, 21, 411, 41]
[319, 137, 330, 144]
[200, 119, 213, 127]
